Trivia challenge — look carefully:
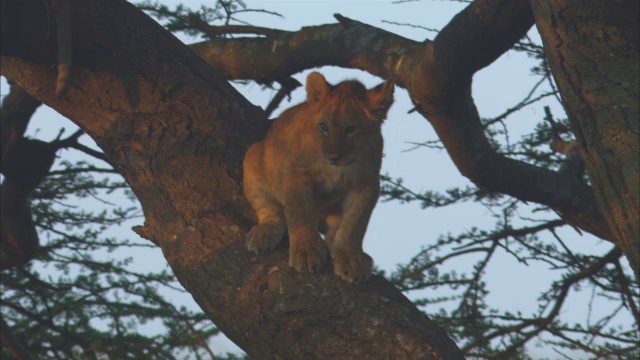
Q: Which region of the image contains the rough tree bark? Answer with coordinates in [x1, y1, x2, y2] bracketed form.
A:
[531, 0, 640, 279]
[1, 0, 463, 358]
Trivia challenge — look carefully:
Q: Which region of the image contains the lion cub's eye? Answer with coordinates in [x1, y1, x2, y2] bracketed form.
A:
[318, 123, 329, 134]
[344, 125, 357, 135]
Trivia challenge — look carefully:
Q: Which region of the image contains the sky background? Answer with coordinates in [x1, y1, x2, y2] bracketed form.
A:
[2, 1, 628, 359]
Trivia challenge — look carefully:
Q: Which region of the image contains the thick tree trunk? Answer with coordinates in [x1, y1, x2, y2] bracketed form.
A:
[531, 0, 640, 279]
[0, 0, 464, 358]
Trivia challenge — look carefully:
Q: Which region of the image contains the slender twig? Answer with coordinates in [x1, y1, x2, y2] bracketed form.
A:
[462, 247, 622, 353]
[188, 14, 289, 38]
[483, 76, 553, 128]
[381, 20, 439, 33]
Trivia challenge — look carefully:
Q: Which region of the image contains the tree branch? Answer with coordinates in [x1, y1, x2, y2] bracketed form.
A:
[189, 13, 422, 84]
[431, 0, 534, 77]
[0, 0, 464, 358]
[186, 0, 611, 242]
[186, 14, 290, 39]
[1, 84, 42, 172]
[1, 86, 51, 270]
[462, 247, 622, 353]
[264, 77, 301, 117]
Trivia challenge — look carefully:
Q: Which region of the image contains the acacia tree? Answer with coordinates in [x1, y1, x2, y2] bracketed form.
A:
[1, 0, 638, 359]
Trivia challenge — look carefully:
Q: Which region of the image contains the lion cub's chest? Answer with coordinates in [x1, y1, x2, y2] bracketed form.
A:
[310, 161, 370, 209]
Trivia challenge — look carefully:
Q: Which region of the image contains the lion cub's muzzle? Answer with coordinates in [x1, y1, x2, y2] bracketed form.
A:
[325, 154, 354, 166]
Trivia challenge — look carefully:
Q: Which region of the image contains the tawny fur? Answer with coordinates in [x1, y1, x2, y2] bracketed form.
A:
[243, 72, 394, 283]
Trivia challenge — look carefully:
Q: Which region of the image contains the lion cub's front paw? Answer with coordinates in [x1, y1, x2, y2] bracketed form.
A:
[332, 249, 373, 283]
[289, 235, 328, 273]
[246, 224, 284, 253]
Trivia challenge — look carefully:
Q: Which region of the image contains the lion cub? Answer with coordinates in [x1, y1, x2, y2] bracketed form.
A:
[243, 72, 394, 283]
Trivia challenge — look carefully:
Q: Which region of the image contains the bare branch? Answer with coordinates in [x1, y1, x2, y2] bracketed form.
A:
[431, 0, 534, 77]
[189, 14, 422, 83]
[381, 20, 439, 34]
[186, 14, 289, 39]
[1, 85, 42, 170]
[264, 77, 302, 117]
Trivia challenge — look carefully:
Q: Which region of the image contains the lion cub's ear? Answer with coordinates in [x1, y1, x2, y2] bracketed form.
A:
[306, 72, 331, 103]
[367, 80, 395, 121]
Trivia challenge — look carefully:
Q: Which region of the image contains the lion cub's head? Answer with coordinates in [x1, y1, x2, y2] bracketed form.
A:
[304, 72, 395, 166]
